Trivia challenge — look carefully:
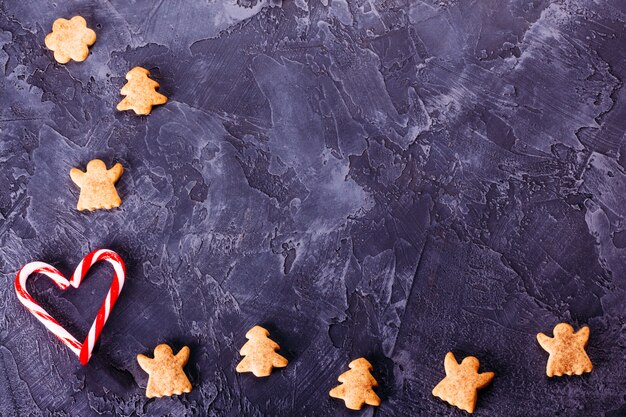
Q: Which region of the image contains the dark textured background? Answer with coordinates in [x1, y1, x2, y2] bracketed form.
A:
[0, 0, 625, 416]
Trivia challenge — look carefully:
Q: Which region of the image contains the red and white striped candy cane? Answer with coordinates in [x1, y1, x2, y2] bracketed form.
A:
[14, 249, 126, 365]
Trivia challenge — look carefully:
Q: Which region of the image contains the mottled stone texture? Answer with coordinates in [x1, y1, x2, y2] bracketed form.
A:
[0, 0, 625, 416]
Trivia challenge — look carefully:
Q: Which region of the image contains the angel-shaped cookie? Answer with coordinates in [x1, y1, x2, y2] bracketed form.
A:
[69, 159, 123, 211]
[432, 352, 494, 414]
[137, 344, 192, 398]
[537, 323, 592, 377]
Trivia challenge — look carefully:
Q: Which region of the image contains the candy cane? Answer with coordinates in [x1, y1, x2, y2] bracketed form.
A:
[14, 249, 126, 365]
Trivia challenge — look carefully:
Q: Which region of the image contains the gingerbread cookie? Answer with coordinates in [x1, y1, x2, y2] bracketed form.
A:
[432, 352, 494, 414]
[137, 344, 192, 398]
[537, 323, 593, 377]
[70, 159, 123, 211]
[44, 16, 96, 64]
[236, 325, 288, 377]
[329, 357, 381, 410]
[116, 67, 167, 115]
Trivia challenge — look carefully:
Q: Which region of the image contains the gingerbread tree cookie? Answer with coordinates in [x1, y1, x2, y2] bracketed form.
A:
[137, 344, 192, 398]
[329, 357, 381, 410]
[236, 325, 288, 377]
[70, 159, 123, 211]
[537, 323, 593, 377]
[116, 67, 168, 115]
[432, 352, 494, 414]
[44, 16, 96, 64]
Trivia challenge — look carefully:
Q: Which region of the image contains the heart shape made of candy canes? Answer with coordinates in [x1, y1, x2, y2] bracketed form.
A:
[14, 249, 126, 365]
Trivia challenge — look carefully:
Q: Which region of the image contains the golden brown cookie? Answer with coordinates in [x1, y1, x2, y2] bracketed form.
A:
[69, 159, 123, 211]
[537, 323, 593, 377]
[329, 357, 381, 410]
[137, 344, 192, 398]
[116, 67, 168, 115]
[236, 325, 288, 377]
[432, 352, 494, 414]
[44, 16, 96, 64]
